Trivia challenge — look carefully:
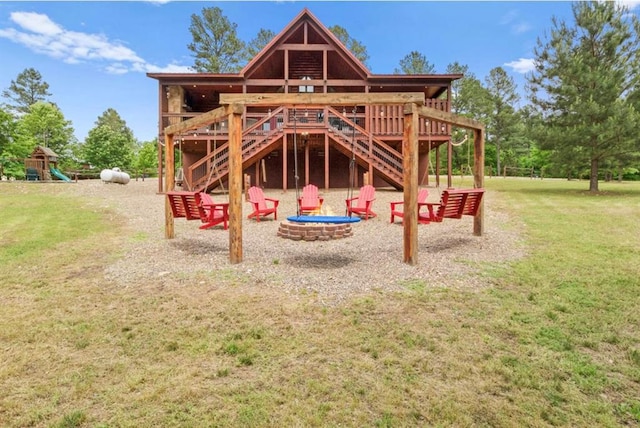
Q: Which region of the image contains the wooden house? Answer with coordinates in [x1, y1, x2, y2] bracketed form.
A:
[148, 8, 462, 193]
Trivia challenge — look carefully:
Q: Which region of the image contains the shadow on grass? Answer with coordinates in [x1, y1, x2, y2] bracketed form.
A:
[171, 239, 229, 255]
[420, 236, 474, 252]
[285, 253, 356, 269]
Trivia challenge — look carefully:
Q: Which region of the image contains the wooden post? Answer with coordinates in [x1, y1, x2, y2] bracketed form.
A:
[447, 140, 453, 189]
[228, 105, 244, 264]
[403, 103, 419, 265]
[473, 128, 485, 236]
[157, 139, 164, 194]
[164, 133, 175, 239]
[324, 133, 329, 190]
[282, 134, 288, 191]
[435, 145, 440, 187]
[304, 142, 310, 185]
[244, 174, 251, 201]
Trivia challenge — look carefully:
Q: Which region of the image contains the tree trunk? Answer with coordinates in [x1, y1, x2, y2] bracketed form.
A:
[495, 141, 501, 177]
[589, 158, 599, 192]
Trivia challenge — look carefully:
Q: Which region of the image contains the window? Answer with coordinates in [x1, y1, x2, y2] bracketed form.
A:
[299, 76, 313, 93]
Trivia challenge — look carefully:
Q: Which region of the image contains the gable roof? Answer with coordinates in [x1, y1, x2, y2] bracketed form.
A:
[241, 8, 370, 79]
[32, 145, 58, 158]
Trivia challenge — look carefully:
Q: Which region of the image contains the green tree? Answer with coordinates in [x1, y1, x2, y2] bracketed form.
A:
[2, 68, 52, 115]
[133, 139, 158, 177]
[15, 102, 75, 160]
[395, 51, 436, 74]
[83, 109, 136, 171]
[83, 126, 135, 171]
[0, 107, 16, 157]
[244, 28, 275, 63]
[528, 1, 640, 191]
[485, 67, 521, 175]
[0, 107, 18, 177]
[188, 7, 246, 73]
[445, 62, 492, 172]
[328, 25, 370, 68]
[95, 108, 135, 142]
[446, 62, 491, 119]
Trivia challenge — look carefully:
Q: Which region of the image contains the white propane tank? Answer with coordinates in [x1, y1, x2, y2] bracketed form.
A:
[100, 168, 130, 185]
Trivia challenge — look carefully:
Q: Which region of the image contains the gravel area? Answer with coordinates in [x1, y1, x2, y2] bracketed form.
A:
[71, 178, 525, 305]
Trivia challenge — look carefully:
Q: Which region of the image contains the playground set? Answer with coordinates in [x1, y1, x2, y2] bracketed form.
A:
[24, 146, 71, 182]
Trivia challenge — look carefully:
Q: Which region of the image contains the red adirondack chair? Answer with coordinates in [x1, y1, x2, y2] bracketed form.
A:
[247, 186, 279, 222]
[346, 184, 376, 220]
[390, 188, 430, 224]
[297, 184, 324, 215]
[166, 191, 229, 230]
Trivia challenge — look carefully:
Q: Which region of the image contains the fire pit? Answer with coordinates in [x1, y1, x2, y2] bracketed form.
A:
[277, 221, 354, 241]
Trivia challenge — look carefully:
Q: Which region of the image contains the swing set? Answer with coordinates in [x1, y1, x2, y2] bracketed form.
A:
[286, 107, 361, 225]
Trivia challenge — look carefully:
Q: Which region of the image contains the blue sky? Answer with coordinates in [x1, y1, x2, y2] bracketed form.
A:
[0, 1, 638, 143]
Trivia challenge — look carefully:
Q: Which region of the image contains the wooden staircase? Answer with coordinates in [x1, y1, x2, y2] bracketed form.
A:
[187, 107, 406, 192]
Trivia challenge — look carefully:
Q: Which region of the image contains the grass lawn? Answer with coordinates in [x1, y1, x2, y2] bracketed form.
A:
[0, 178, 639, 427]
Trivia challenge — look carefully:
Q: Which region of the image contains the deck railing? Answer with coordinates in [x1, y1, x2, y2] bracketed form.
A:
[161, 98, 450, 140]
[174, 100, 451, 190]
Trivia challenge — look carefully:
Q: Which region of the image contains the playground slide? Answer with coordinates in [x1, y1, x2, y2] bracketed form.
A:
[50, 167, 72, 182]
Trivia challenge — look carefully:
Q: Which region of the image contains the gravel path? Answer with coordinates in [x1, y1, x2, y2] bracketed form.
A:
[71, 178, 524, 305]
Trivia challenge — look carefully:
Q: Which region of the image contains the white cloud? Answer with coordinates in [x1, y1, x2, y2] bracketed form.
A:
[499, 9, 532, 35]
[10, 11, 62, 36]
[145, 63, 193, 73]
[512, 22, 532, 35]
[0, 11, 190, 74]
[504, 58, 535, 74]
[500, 10, 518, 25]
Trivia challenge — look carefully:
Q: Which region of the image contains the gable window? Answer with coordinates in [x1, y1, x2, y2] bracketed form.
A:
[299, 76, 314, 93]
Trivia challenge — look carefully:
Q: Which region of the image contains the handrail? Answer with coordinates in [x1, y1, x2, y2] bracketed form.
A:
[187, 107, 286, 191]
[326, 107, 403, 180]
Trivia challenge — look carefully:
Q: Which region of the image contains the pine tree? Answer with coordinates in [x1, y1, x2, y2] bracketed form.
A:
[528, 1, 640, 191]
[395, 51, 436, 74]
[187, 7, 245, 73]
[2, 68, 52, 115]
[244, 28, 276, 63]
[328, 25, 370, 68]
[485, 67, 520, 175]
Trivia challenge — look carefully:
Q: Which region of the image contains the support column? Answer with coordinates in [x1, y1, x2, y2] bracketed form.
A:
[282, 134, 288, 191]
[228, 105, 244, 264]
[402, 103, 419, 265]
[166, 85, 184, 194]
[164, 133, 175, 239]
[157, 139, 164, 193]
[473, 128, 485, 236]
[324, 133, 329, 190]
[304, 142, 310, 185]
[447, 140, 453, 189]
[435, 145, 440, 187]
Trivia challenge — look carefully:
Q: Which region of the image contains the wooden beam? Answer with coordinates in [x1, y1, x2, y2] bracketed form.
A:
[220, 92, 425, 106]
[228, 111, 243, 264]
[413, 105, 485, 131]
[403, 103, 419, 265]
[164, 133, 175, 239]
[473, 128, 485, 236]
[164, 104, 244, 136]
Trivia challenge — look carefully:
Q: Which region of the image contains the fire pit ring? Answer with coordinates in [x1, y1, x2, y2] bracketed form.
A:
[278, 218, 357, 241]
